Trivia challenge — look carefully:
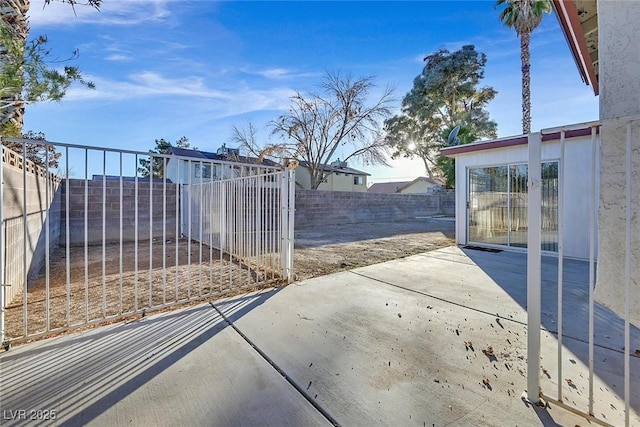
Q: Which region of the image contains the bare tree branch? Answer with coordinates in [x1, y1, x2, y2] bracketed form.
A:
[262, 71, 394, 189]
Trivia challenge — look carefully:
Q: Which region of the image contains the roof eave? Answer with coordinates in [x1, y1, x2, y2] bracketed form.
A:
[552, 0, 599, 95]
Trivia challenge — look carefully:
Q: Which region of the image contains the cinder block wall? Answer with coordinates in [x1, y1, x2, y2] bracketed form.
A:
[61, 179, 179, 246]
[294, 189, 455, 228]
[2, 147, 61, 304]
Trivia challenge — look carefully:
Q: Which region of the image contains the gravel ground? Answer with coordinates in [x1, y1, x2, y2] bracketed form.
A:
[294, 217, 455, 280]
[5, 217, 455, 343]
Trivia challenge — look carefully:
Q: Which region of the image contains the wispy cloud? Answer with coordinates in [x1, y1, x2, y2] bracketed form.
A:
[28, 0, 172, 28]
[242, 67, 323, 80]
[62, 71, 295, 119]
[104, 54, 130, 61]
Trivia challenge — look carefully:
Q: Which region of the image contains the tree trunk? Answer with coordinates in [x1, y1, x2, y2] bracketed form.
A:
[422, 156, 434, 178]
[310, 167, 321, 190]
[1, 0, 30, 135]
[520, 31, 531, 135]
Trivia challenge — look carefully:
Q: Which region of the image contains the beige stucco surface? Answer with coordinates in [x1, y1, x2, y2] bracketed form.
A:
[296, 167, 367, 192]
[399, 179, 437, 194]
[594, 0, 640, 326]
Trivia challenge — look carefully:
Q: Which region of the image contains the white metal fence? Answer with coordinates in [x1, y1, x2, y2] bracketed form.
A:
[527, 120, 639, 426]
[0, 138, 295, 347]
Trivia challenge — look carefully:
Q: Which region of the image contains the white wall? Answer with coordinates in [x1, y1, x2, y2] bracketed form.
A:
[453, 133, 599, 259]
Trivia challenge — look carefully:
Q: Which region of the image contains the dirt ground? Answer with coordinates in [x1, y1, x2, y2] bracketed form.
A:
[293, 218, 455, 280]
[4, 217, 455, 342]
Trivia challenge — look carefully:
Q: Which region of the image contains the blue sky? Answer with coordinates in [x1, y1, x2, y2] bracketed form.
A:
[24, 0, 599, 182]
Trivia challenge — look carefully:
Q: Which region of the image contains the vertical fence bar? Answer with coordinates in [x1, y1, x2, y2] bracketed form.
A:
[163, 158, 167, 305]
[65, 147, 70, 325]
[0, 145, 5, 345]
[149, 155, 154, 307]
[271, 173, 276, 280]
[208, 180, 213, 293]
[588, 127, 596, 416]
[134, 154, 139, 311]
[22, 143, 28, 336]
[187, 160, 192, 299]
[102, 151, 107, 317]
[527, 132, 542, 403]
[242, 172, 247, 286]
[280, 171, 287, 278]
[175, 160, 180, 301]
[84, 149, 89, 322]
[287, 169, 296, 282]
[557, 131, 566, 401]
[220, 181, 224, 292]
[256, 175, 262, 279]
[624, 122, 631, 427]
[119, 153, 123, 314]
[229, 179, 234, 289]
[45, 147, 51, 331]
[199, 161, 203, 295]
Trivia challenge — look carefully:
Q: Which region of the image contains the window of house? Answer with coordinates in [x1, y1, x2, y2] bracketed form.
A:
[194, 163, 212, 179]
[354, 176, 364, 185]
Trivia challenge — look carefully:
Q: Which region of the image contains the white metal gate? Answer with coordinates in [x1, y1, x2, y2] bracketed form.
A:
[0, 138, 295, 347]
[527, 121, 639, 426]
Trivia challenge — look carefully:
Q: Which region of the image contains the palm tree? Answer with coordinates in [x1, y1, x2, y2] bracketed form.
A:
[496, 0, 551, 134]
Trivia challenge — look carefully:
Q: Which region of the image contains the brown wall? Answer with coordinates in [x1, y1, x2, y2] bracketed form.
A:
[294, 189, 454, 228]
[61, 179, 179, 246]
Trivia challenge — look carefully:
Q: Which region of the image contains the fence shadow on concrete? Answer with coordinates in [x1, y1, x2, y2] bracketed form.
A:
[0, 288, 281, 426]
[462, 247, 640, 425]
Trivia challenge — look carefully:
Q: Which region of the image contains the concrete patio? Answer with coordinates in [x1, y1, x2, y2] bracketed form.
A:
[1, 246, 638, 426]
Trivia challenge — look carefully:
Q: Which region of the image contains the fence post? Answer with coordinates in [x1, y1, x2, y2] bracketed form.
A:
[0, 145, 5, 348]
[527, 132, 542, 403]
[287, 169, 296, 282]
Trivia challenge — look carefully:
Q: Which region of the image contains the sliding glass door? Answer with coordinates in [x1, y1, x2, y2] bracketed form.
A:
[467, 162, 558, 251]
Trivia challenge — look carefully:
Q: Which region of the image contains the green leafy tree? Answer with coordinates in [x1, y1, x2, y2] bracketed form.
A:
[1, 0, 99, 136]
[496, 0, 552, 134]
[436, 125, 477, 189]
[2, 130, 61, 169]
[233, 72, 394, 190]
[0, 24, 94, 136]
[385, 45, 497, 178]
[138, 137, 195, 178]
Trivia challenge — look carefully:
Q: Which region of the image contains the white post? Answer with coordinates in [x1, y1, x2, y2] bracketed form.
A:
[280, 171, 288, 278]
[287, 169, 296, 282]
[527, 132, 542, 403]
[0, 145, 5, 347]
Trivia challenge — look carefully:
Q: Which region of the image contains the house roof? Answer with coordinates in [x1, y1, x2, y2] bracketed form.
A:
[441, 125, 598, 157]
[299, 161, 370, 176]
[401, 176, 443, 189]
[368, 177, 442, 193]
[367, 181, 411, 193]
[167, 147, 280, 167]
[553, 0, 599, 95]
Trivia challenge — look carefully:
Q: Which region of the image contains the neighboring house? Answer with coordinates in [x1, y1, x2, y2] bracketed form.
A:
[296, 160, 369, 192]
[368, 177, 443, 194]
[367, 181, 411, 194]
[165, 146, 281, 185]
[397, 176, 443, 194]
